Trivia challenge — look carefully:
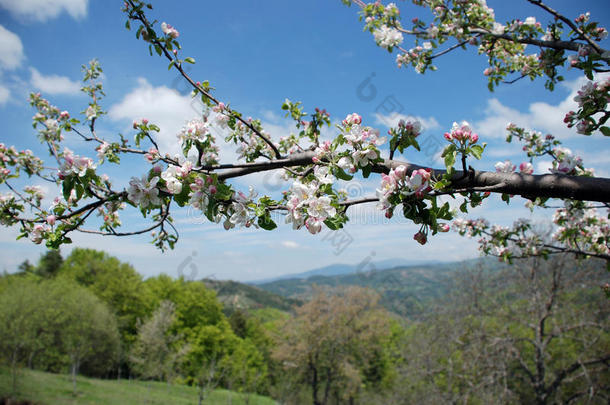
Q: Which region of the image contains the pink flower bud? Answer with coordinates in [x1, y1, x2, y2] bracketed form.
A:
[413, 231, 427, 245]
[142, 119, 148, 125]
[208, 185, 217, 194]
[444, 132, 452, 141]
[439, 224, 450, 232]
[46, 215, 56, 226]
[394, 165, 407, 180]
[519, 162, 534, 174]
[385, 209, 393, 219]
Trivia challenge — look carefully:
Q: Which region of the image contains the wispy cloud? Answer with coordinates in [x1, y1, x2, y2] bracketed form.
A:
[0, 25, 24, 70]
[474, 74, 610, 139]
[29, 67, 80, 95]
[0, 85, 9, 105]
[108, 78, 202, 156]
[281, 240, 299, 248]
[0, 0, 88, 22]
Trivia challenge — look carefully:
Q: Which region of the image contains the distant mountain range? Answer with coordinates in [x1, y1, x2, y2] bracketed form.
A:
[248, 258, 442, 285]
[203, 258, 498, 318]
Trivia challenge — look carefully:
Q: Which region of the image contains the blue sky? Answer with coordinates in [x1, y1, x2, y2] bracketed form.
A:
[0, 0, 608, 281]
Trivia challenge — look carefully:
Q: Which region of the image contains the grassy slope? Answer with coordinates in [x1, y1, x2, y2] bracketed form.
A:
[0, 367, 277, 405]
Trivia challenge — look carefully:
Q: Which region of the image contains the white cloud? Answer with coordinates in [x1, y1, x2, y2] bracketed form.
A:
[474, 74, 610, 139]
[29, 67, 80, 95]
[374, 111, 440, 132]
[281, 240, 299, 249]
[0, 0, 88, 22]
[0, 85, 9, 104]
[108, 78, 202, 156]
[0, 25, 24, 70]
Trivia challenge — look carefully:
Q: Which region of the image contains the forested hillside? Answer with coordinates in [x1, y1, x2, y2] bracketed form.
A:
[202, 278, 302, 315]
[2, 250, 608, 404]
[257, 259, 499, 317]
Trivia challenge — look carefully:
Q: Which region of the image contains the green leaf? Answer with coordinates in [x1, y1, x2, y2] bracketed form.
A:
[324, 216, 345, 230]
[62, 176, 74, 201]
[444, 150, 456, 170]
[470, 144, 484, 160]
[258, 214, 277, 230]
[600, 126, 610, 136]
[184, 57, 196, 64]
[441, 143, 455, 157]
[459, 200, 468, 213]
[361, 165, 372, 178]
[332, 166, 353, 181]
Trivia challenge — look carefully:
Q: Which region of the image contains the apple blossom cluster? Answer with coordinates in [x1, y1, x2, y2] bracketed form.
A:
[0, 143, 45, 182]
[441, 121, 485, 174]
[505, 124, 593, 176]
[452, 217, 489, 238]
[0, 193, 20, 226]
[280, 101, 331, 157]
[376, 166, 432, 211]
[176, 118, 219, 166]
[505, 124, 559, 158]
[341, 113, 386, 167]
[222, 186, 259, 230]
[455, 198, 610, 262]
[58, 148, 96, 179]
[453, 217, 547, 261]
[285, 180, 338, 235]
[373, 155, 457, 244]
[553, 200, 609, 256]
[127, 174, 161, 209]
[550, 147, 584, 175]
[443, 121, 478, 144]
[519, 162, 533, 175]
[572, 12, 608, 41]
[395, 44, 434, 73]
[161, 22, 179, 38]
[212, 102, 230, 128]
[373, 25, 404, 50]
[178, 118, 210, 143]
[97, 201, 125, 232]
[29, 93, 75, 143]
[225, 117, 276, 162]
[345, 1, 609, 92]
[2, 0, 608, 259]
[494, 160, 515, 173]
[311, 113, 385, 177]
[388, 118, 423, 156]
[563, 77, 610, 136]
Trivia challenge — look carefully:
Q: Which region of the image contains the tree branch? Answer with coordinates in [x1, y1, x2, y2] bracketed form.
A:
[216, 151, 610, 203]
